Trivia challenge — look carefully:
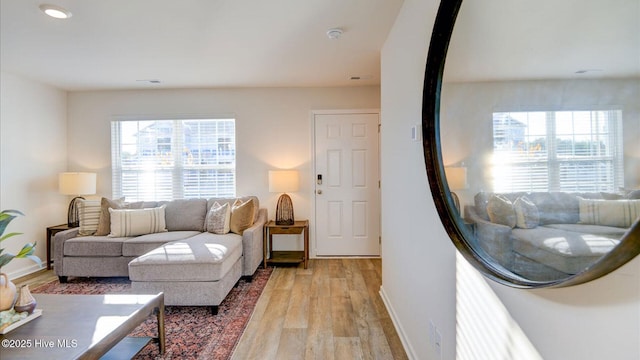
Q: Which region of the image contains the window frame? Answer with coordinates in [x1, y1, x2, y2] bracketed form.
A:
[491, 108, 624, 193]
[111, 116, 236, 201]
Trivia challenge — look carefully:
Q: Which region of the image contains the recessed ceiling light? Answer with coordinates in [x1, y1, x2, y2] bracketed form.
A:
[39, 4, 72, 19]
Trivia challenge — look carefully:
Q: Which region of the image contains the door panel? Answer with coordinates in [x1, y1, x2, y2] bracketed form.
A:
[327, 150, 342, 186]
[315, 112, 380, 256]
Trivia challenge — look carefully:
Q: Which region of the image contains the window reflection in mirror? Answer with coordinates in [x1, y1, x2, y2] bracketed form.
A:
[438, 0, 640, 282]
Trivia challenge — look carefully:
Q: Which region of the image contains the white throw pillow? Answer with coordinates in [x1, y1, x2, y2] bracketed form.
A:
[206, 201, 231, 234]
[78, 199, 102, 236]
[108, 205, 167, 237]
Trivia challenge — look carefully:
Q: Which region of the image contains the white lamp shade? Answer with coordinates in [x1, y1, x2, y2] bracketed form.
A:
[59, 172, 97, 195]
[268, 170, 299, 193]
[444, 167, 468, 190]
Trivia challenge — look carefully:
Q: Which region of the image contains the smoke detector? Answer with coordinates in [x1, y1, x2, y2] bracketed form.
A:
[326, 28, 344, 40]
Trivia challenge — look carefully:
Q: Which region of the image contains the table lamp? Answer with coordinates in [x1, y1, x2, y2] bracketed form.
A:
[59, 172, 97, 227]
[268, 170, 299, 225]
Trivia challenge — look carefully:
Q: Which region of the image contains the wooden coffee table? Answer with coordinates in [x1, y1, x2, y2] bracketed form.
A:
[0, 293, 165, 359]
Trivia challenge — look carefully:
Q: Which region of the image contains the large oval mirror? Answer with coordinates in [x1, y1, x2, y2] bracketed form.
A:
[423, 0, 640, 288]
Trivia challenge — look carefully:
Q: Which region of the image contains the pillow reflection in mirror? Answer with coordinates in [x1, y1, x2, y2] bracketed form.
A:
[579, 198, 640, 228]
[487, 194, 516, 228]
[626, 189, 640, 199]
[514, 196, 539, 229]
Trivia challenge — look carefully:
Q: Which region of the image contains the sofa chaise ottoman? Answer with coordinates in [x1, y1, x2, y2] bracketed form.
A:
[129, 233, 243, 314]
[53, 196, 266, 311]
[465, 191, 639, 281]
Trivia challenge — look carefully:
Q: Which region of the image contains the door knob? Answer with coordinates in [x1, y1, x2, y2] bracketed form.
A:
[317, 190, 323, 195]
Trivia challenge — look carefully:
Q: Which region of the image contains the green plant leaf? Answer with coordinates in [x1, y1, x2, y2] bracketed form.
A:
[0, 231, 23, 242]
[0, 253, 15, 268]
[16, 242, 37, 258]
[26, 254, 42, 267]
[0, 209, 41, 268]
[1, 210, 24, 216]
[0, 216, 17, 237]
[0, 209, 23, 238]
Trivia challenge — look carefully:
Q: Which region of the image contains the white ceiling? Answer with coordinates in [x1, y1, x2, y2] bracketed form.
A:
[1, 0, 404, 91]
[445, 0, 640, 83]
[3, 0, 637, 92]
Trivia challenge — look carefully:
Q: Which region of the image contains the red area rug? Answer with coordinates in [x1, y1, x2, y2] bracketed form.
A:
[32, 268, 272, 359]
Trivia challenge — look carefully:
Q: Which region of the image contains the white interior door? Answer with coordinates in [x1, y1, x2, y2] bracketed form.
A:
[314, 112, 380, 256]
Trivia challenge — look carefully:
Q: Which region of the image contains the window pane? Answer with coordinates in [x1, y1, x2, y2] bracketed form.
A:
[112, 119, 236, 201]
[492, 110, 622, 193]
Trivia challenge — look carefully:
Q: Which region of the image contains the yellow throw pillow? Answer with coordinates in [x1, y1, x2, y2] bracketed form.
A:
[229, 198, 256, 234]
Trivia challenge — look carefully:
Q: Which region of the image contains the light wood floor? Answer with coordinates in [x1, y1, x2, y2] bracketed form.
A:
[14, 258, 407, 360]
[13, 269, 58, 289]
[232, 259, 407, 360]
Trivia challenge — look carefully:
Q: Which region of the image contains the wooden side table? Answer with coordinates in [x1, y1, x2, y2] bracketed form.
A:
[46, 224, 71, 270]
[263, 220, 309, 269]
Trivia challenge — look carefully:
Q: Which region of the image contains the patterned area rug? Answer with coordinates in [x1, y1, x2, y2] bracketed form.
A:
[32, 268, 272, 359]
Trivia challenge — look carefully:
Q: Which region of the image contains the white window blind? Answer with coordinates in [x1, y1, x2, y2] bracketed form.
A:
[111, 119, 236, 201]
[492, 110, 623, 193]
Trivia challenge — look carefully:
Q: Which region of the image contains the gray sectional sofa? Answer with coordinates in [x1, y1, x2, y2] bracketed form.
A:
[465, 191, 639, 281]
[53, 196, 266, 313]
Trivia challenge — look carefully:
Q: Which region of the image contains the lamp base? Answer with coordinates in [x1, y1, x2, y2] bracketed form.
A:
[275, 194, 295, 225]
[67, 196, 85, 228]
[450, 192, 460, 214]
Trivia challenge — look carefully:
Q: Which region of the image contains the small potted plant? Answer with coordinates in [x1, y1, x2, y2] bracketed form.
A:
[0, 209, 42, 311]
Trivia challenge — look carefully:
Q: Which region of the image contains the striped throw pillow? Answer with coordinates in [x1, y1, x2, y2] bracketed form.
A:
[78, 199, 102, 236]
[579, 198, 640, 228]
[108, 205, 167, 237]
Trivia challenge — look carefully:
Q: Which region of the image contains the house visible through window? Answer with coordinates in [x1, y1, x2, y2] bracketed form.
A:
[111, 118, 236, 201]
[492, 110, 623, 193]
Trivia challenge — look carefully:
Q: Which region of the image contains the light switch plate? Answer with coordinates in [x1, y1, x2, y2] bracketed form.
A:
[411, 124, 422, 141]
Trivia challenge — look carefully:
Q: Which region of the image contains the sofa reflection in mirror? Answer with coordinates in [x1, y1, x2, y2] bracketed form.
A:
[464, 190, 640, 281]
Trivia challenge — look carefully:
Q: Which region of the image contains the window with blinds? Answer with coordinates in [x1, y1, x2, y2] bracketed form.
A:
[111, 118, 236, 201]
[492, 110, 623, 193]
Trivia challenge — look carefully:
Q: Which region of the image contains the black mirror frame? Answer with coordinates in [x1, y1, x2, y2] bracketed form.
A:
[421, 0, 640, 288]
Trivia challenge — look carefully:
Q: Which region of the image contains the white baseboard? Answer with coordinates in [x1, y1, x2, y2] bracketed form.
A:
[5, 264, 45, 280]
[379, 285, 418, 360]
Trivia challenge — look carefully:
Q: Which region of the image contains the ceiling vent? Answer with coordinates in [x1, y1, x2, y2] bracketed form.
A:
[136, 79, 161, 84]
[326, 28, 343, 40]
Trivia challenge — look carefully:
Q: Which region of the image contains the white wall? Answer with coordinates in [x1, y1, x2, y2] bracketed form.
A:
[0, 72, 68, 278]
[66, 86, 380, 252]
[380, 1, 640, 360]
[380, 0, 456, 359]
